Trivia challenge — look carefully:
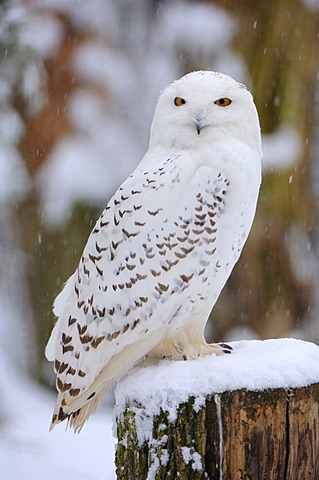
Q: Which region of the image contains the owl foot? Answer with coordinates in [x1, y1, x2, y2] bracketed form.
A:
[197, 341, 233, 357]
[178, 341, 232, 360]
[218, 342, 233, 354]
[148, 330, 233, 361]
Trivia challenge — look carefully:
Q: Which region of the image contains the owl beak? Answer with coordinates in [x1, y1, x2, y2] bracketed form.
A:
[194, 114, 205, 135]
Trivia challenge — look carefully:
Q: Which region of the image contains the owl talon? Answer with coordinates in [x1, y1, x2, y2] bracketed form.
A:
[218, 342, 233, 354]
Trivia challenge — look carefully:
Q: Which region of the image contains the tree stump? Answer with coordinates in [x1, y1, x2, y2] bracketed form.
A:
[114, 339, 319, 479]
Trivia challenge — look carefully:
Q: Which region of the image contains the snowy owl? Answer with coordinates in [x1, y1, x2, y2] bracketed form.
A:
[46, 71, 262, 432]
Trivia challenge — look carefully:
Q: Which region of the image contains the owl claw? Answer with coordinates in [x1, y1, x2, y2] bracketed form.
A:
[218, 342, 233, 354]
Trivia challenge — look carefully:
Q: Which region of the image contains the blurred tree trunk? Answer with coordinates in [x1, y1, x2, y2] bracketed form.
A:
[208, 0, 319, 340]
[15, 12, 103, 382]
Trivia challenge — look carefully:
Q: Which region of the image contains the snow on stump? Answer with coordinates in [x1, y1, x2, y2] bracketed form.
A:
[114, 339, 319, 479]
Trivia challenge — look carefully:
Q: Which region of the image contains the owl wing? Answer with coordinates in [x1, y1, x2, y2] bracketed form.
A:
[46, 153, 229, 428]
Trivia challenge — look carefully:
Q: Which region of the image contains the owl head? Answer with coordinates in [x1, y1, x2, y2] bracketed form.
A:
[149, 71, 262, 158]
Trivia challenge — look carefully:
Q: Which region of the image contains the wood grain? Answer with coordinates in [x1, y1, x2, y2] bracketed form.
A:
[115, 384, 319, 479]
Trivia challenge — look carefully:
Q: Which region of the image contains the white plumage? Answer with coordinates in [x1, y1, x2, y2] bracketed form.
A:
[45, 71, 262, 432]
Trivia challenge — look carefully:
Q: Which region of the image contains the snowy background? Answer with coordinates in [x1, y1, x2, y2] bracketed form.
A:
[0, 0, 319, 478]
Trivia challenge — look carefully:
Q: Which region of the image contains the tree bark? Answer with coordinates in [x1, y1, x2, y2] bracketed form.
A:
[115, 383, 319, 479]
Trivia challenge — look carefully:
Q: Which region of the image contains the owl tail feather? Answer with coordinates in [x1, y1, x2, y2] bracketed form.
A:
[68, 385, 110, 433]
[49, 381, 111, 433]
[49, 328, 167, 433]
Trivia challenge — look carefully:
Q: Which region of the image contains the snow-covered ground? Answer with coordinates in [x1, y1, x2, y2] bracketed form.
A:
[0, 359, 116, 480]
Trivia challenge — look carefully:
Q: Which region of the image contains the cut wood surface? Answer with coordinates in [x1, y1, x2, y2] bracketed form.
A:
[114, 339, 319, 479]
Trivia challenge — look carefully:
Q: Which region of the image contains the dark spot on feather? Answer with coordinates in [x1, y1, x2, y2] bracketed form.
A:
[100, 220, 110, 228]
[112, 240, 120, 250]
[151, 269, 161, 277]
[126, 263, 136, 271]
[181, 246, 195, 255]
[136, 273, 147, 280]
[167, 259, 178, 267]
[77, 324, 87, 335]
[58, 362, 68, 374]
[119, 209, 132, 218]
[88, 294, 94, 306]
[97, 307, 106, 317]
[180, 273, 194, 283]
[57, 378, 71, 392]
[91, 336, 105, 348]
[62, 345, 74, 354]
[131, 319, 140, 330]
[95, 242, 107, 253]
[89, 253, 102, 263]
[107, 331, 120, 341]
[58, 407, 67, 421]
[80, 335, 93, 344]
[68, 315, 76, 327]
[122, 228, 139, 238]
[175, 251, 186, 259]
[133, 204, 142, 211]
[96, 265, 104, 276]
[148, 208, 162, 216]
[69, 388, 81, 397]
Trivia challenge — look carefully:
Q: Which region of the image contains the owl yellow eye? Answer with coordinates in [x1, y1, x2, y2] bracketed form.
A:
[214, 98, 232, 107]
[174, 97, 186, 107]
